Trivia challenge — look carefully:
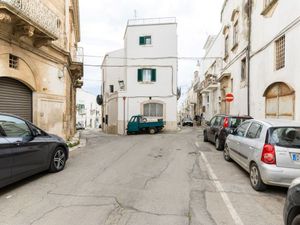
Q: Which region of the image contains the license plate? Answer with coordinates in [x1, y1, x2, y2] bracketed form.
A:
[291, 153, 300, 161]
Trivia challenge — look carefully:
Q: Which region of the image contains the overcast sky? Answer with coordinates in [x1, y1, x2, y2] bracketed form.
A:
[79, 0, 223, 98]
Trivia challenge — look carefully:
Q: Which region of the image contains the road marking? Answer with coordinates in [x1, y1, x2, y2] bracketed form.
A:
[199, 152, 244, 225]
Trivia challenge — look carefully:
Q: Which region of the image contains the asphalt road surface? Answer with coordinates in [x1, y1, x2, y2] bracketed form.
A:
[0, 127, 287, 225]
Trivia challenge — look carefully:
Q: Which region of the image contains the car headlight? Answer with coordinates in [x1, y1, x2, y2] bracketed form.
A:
[289, 177, 300, 189]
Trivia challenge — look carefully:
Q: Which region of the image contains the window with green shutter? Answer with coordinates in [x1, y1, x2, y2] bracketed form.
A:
[137, 69, 157, 83]
[139, 36, 151, 45]
[151, 69, 156, 82]
[138, 69, 143, 82]
[139, 37, 145, 45]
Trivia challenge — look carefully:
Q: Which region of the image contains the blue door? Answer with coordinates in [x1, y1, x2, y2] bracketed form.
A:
[128, 116, 139, 132]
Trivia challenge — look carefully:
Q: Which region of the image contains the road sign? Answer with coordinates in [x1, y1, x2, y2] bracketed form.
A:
[225, 93, 234, 102]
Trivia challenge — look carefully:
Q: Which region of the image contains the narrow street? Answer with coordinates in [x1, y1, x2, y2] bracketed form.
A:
[0, 128, 286, 225]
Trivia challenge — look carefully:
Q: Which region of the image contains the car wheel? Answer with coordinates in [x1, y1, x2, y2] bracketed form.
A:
[291, 215, 300, 225]
[149, 128, 156, 134]
[215, 137, 223, 151]
[49, 147, 66, 173]
[249, 163, 266, 191]
[204, 131, 209, 142]
[223, 144, 232, 162]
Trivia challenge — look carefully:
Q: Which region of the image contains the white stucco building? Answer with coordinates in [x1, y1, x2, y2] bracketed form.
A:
[196, 34, 223, 121]
[219, 0, 250, 116]
[102, 18, 178, 134]
[76, 89, 101, 129]
[249, 0, 300, 121]
[193, 0, 300, 123]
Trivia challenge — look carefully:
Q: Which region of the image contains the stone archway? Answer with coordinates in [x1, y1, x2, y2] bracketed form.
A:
[264, 82, 295, 120]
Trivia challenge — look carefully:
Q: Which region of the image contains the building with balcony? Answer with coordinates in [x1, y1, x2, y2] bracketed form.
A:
[0, 0, 83, 139]
[196, 34, 223, 121]
[220, 0, 250, 116]
[101, 17, 178, 134]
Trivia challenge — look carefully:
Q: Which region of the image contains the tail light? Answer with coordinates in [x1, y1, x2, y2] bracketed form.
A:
[223, 117, 229, 128]
[261, 144, 276, 165]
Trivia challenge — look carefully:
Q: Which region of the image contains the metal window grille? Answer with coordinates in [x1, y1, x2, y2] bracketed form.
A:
[9, 54, 19, 69]
[275, 36, 285, 70]
[143, 103, 163, 117]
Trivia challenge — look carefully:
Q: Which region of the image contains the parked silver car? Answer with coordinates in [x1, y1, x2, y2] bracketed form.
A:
[224, 119, 300, 191]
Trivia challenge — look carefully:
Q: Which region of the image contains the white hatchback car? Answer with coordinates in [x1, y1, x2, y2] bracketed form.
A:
[224, 119, 300, 191]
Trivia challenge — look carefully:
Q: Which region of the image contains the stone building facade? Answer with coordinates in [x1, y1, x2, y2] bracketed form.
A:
[0, 0, 83, 139]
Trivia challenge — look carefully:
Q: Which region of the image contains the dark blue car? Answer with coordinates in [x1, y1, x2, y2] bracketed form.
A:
[0, 113, 69, 188]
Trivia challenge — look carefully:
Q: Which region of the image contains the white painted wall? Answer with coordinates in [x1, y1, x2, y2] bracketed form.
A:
[250, 0, 300, 120]
[220, 0, 249, 116]
[102, 19, 178, 134]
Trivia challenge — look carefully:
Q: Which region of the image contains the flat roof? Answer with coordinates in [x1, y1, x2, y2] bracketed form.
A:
[127, 17, 176, 26]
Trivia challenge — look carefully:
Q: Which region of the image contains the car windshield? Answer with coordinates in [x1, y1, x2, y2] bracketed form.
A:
[229, 117, 248, 129]
[269, 127, 300, 148]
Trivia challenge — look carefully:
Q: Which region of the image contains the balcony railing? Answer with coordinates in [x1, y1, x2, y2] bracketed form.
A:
[71, 46, 84, 64]
[199, 75, 218, 92]
[0, 0, 59, 38]
[128, 17, 176, 26]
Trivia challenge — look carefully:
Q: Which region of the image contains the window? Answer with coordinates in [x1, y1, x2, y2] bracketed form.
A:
[9, 54, 19, 69]
[229, 117, 248, 129]
[275, 35, 285, 70]
[139, 36, 151, 45]
[241, 58, 247, 81]
[262, 0, 278, 15]
[225, 36, 229, 58]
[233, 22, 239, 47]
[210, 117, 217, 126]
[214, 116, 223, 126]
[264, 0, 277, 9]
[137, 69, 156, 82]
[143, 103, 163, 117]
[246, 123, 263, 139]
[0, 115, 31, 137]
[269, 127, 300, 148]
[236, 121, 250, 137]
[77, 104, 85, 114]
[109, 85, 114, 93]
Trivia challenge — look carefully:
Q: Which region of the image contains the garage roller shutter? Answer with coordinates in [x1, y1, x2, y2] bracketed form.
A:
[0, 77, 32, 121]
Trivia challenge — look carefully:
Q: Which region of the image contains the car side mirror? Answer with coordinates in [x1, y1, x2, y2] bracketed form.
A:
[31, 127, 42, 137]
[206, 121, 211, 126]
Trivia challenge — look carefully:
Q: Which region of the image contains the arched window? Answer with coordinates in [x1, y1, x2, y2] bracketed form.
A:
[264, 82, 295, 120]
[143, 103, 163, 117]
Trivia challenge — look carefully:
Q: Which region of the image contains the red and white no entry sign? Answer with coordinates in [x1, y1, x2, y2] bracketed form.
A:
[225, 93, 234, 102]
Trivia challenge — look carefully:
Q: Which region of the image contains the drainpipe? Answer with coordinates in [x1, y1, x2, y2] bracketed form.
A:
[123, 96, 126, 135]
[247, 0, 252, 116]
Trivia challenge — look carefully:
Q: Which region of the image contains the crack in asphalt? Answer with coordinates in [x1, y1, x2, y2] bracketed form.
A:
[187, 139, 217, 225]
[29, 203, 115, 225]
[143, 160, 171, 189]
